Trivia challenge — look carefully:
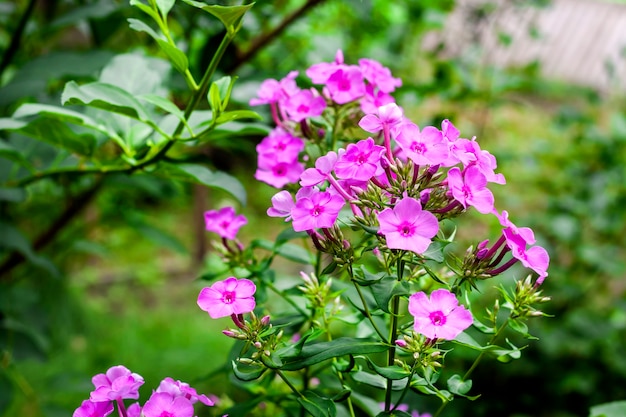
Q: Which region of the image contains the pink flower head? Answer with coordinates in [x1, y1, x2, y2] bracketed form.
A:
[90, 365, 144, 402]
[73, 400, 114, 417]
[358, 103, 404, 134]
[306, 50, 345, 84]
[291, 189, 346, 232]
[446, 166, 495, 214]
[300, 151, 338, 187]
[360, 84, 396, 114]
[283, 88, 327, 122]
[255, 154, 304, 188]
[499, 212, 549, 284]
[358, 58, 402, 93]
[197, 277, 256, 319]
[395, 123, 449, 166]
[408, 289, 473, 340]
[256, 128, 305, 162]
[127, 403, 142, 417]
[156, 377, 214, 406]
[325, 66, 366, 104]
[497, 210, 536, 245]
[204, 207, 247, 240]
[267, 190, 295, 220]
[249, 71, 299, 106]
[451, 139, 505, 184]
[377, 197, 439, 254]
[142, 392, 194, 417]
[334, 138, 385, 181]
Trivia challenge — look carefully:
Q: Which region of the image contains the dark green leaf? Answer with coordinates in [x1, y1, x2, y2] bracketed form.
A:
[0, 223, 58, 276]
[365, 357, 411, 380]
[62, 81, 151, 122]
[331, 388, 351, 402]
[130, 0, 162, 24]
[297, 391, 336, 417]
[350, 370, 407, 390]
[154, 163, 246, 205]
[181, 1, 254, 33]
[370, 277, 410, 313]
[507, 318, 530, 336]
[422, 240, 446, 262]
[447, 374, 472, 396]
[156, 39, 189, 74]
[0, 188, 27, 202]
[0, 136, 34, 170]
[231, 360, 266, 381]
[280, 338, 387, 371]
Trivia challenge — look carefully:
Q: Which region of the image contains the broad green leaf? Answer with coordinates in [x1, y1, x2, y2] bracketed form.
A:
[280, 338, 387, 371]
[156, 39, 189, 74]
[155, 163, 246, 205]
[370, 277, 410, 313]
[215, 110, 262, 125]
[297, 391, 336, 417]
[0, 138, 34, 170]
[181, 1, 254, 34]
[231, 360, 266, 381]
[138, 94, 190, 133]
[127, 18, 162, 41]
[447, 374, 472, 396]
[275, 227, 308, 245]
[472, 318, 496, 334]
[422, 240, 446, 262]
[4, 117, 97, 156]
[155, 0, 175, 16]
[589, 400, 626, 417]
[99, 53, 169, 96]
[62, 81, 151, 122]
[507, 317, 532, 338]
[0, 222, 58, 276]
[365, 357, 411, 380]
[350, 370, 407, 391]
[452, 331, 485, 351]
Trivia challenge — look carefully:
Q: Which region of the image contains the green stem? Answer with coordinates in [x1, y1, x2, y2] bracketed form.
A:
[0, 0, 36, 80]
[265, 281, 308, 317]
[351, 280, 387, 341]
[384, 258, 405, 411]
[275, 369, 304, 399]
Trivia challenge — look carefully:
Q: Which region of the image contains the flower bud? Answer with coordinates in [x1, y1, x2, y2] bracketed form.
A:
[261, 315, 271, 326]
[395, 339, 408, 348]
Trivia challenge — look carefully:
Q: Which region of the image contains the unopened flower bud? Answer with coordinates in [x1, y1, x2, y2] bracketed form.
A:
[427, 164, 440, 175]
[395, 339, 408, 348]
[263, 350, 271, 357]
[222, 330, 238, 338]
[476, 248, 489, 259]
[238, 358, 254, 365]
[261, 315, 271, 326]
[253, 341, 263, 349]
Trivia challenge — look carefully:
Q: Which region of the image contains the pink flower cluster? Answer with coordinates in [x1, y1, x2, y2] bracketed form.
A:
[74, 366, 214, 417]
[251, 51, 549, 284]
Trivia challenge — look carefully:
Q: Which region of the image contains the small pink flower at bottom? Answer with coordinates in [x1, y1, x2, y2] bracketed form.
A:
[377, 197, 439, 254]
[90, 365, 144, 402]
[197, 277, 256, 318]
[408, 289, 473, 340]
[142, 392, 194, 417]
[156, 377, 214, 406]
[73, 400, 114, 417]
[204, 207, 247, 240]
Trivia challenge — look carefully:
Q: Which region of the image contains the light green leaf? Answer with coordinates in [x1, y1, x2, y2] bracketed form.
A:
[155, 163, 246, 205]
[62, 81, 151, 122]
[365, 357, 411, 380]
[216, 110, 262, 125]
[231, 360, 266, 382]
[138, 94, 190, 133]
[156, 39, 189, 74]
[155, 0, 175, 17]
[208, 82, 222, 114]
[274, 243, 314, 264]
[127, 18, 162, 41]
[181, 1, 254, 33]
[589, 400, 626, 417]
[130, 0, 162, 24]
[447, 374, 472, 396]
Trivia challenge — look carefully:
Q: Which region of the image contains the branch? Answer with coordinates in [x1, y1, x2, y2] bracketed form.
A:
[0, 0, 37, 80]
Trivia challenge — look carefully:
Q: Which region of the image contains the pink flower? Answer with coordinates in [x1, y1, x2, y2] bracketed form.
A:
[127, 403, 141, 417]
[358, 58, 402, 93]
[446, 166, 495, 214]
[325, 66, 365, 104]
[283, 88, 327, 122]
[249, 71, 299, 106]
[142, 392, 194, 417]
[395, 123, 449, 166]
[256, 128, 304, 162]
[408, 289, 473, 340]
[291, 190, 346, 232]
[156, 377, 214, 406]
[73, 400, 114, 417]
[334, 138, 385, 181]
[197, 277, 256, 319]
[377, 197, 439, 254]
[360, 84, 396, 114]
[300, 151, 338, 187]
[204, 207, 247, 240]
[267, 190, 295, 220]
[90, 365, 144, 402]
[254, 155, 304, 188]
[358, 103, 404, 134]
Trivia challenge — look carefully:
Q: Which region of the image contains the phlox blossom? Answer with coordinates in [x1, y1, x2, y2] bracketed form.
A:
[197, 277, 256, 319]
[325, 66, 366, 104]
[334, 138, 385, 181]
[291, 190, 345, 232]
[142, 392, 194, 417]
[377, 197, 439, 254]
[254, 154, 304, 189]
[358, 103, 404, 134]
[73, 400, 114, 417]
[282, 88, 326, 122]
[358, 58, 402, 93]
[90, 365, 144, 402]
[408, 289, 473, 340]
[446, 166, 495, 214]
[395, 123, 449, 166]
[249, 71, 299, 106]
[204, 207, 247, 240]
[300, 151, 338, 187]
[256, 128, 304, 161]
[156, 377, 214, 406]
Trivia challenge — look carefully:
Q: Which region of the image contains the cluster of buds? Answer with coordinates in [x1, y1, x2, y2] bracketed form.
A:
[506, 275, 551, 320]
[395, 332, 445, 370]
[298, 271, 343, 323]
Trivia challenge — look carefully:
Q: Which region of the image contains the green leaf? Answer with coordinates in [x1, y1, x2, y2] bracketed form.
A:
[216, 110, 262, 125]
[365, 357, 411, 380]
[447, 374, 472, 396]
[275, 227, 308, 244]
[156, 39, 189, 74]
[138, 94, 189, 132]
[370, 277, 410, 313]
[274, 243, 314, 264]
[297, 390, 336, 417]
[130, 0, 162, 24]
[472, 318, 496, 334]
[452, 331, 486, 351]
[181, 1, 254, 34]
[0, 223, 58, 276]
[231, 360, 266, 381]
[350, 370, 407, 390]
[589, 400, 626, 417]
[0, 134, 34, 170]
[155, 0, 175, 16]
[0, 188, 27, 202]
[507, 317, 533, 338]
[127, 18, 162, 41]
[208, 82, 222, 114]
[280, 338, 387, 371]
[155, 163, 246, 205]
[62, 81, 151, 122]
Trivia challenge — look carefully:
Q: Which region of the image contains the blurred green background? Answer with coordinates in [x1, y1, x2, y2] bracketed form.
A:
[1, 0, 625, 416]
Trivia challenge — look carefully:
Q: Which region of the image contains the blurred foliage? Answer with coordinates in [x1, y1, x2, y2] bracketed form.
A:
[1, 0, 625, 416]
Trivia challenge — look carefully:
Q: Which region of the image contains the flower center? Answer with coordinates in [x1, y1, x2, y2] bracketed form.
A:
[398, 222, 415, 237]
[158, 412, 175, 417]
[222, 291, 236, 304]
[429, 310, 447, 326]
[338, 77, 351, 91]
[311, 205, 324, 217]
[411, 142, 426, 154]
